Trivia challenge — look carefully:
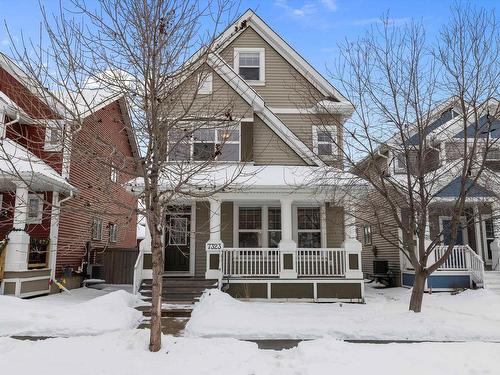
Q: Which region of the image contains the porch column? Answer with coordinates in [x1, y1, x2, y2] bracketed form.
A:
[343, 207, 363, 279]
[473, 205, 484, 262]
[279, 197, 297, 278]
[48, 192, 60, 281]
[5, 181, 31, 272]
[206, 198, 223, 279]
[491, 202, 500, 271]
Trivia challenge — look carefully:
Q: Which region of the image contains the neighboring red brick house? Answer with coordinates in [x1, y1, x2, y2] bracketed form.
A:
[0, 53, 138, 297]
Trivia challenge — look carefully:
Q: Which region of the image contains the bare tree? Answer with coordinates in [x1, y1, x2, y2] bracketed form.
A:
[300, 4, 499, 312]
[3, 0, 247, 351]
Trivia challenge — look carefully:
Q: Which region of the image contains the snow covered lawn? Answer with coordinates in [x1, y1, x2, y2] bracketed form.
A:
[0, 330, 498, 375]
[185, 285, 500, 341]
[0, 287, 142, 337]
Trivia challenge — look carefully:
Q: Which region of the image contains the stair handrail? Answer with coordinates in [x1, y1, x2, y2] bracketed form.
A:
[133, 245, 145, 295]
[465, 245, 485, 287]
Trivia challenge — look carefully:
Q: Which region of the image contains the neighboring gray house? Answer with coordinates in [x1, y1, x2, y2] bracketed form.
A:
[134, 9, 366, 302]
[358, 98, 500, 291]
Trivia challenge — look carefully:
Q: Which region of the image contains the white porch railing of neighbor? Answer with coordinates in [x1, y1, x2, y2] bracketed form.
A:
[133, 246, 145, 295]
[297, 248, 346, 277]
[222, 248, 280, 277]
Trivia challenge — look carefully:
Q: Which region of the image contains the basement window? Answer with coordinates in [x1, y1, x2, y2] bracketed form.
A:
[234, 48, 265, 85]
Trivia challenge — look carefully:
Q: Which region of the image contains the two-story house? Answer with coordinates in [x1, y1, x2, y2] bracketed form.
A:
[133, 10, 365, 302]
[358, 98, 500, 291]
[0, 53, 139, 297]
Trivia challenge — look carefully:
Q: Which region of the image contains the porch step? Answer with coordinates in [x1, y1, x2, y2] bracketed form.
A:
[139, 277, 218, 304]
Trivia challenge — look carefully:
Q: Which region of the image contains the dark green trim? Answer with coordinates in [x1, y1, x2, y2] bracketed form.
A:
[143, 253, 152, 269]
[209, 253, 220, 270]
[317, 282, 362, 299]
[283, 254, 294, 270]
[348, 254, 359, 270]
[225, 283, 267, 298]
[271, 283, 314, 298]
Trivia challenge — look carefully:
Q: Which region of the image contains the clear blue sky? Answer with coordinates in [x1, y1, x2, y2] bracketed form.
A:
[0, 0, 497, 76]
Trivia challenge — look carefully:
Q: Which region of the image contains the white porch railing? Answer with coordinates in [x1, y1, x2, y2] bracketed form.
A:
[133, 246, 145, 295]
[221, 248, 347, 278]
[297, 248, 345, 277]
[222, 248, 280, 277]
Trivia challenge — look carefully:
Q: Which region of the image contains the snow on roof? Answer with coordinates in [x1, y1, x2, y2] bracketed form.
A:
[130, 165, 364, 195]
[0, 138, 75, 193]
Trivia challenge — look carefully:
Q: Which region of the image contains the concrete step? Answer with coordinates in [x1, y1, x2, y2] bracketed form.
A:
[135, 305, 192, 318]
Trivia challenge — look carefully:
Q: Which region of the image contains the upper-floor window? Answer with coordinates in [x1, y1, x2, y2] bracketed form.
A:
[486, 147, 500, 161]
[169, 124, 240, 162]
[312, 126, 338, 159]
[44, 120, 64, 152]
[110, 164, 119, 183]
[198, 72, 213, 95]
[27, 194, 43, 224]
[393, 153, 407, 174]
[109, 223, 118, 243]
[234, 48, 265, 85]
[92, 217, 103, 240]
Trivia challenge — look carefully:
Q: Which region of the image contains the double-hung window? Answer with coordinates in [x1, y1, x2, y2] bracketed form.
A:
[312, 126, 338, 159]
[238, 207, 262, 248]
[297, 207, 321, 248]
[234, 48, 265, 84]
[393, 153, 406, 174]
[110, 164, 119, 183]
[44, 120, 64, 151]
[27, 194, 43, 224]
[363, 225, 372, 246]
[109, 223, 118, 243]
[92, 218, 103, 240]
[169, 124, 240, 162]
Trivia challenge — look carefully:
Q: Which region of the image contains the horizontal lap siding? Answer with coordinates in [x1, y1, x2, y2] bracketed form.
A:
[253, 115, 305, 165]
[325, 204, 344, 248]
[220, 27, 324, 108]
[56, 100, 137, 275]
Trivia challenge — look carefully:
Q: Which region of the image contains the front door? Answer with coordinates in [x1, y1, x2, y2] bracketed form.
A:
[165, 207, 191, 272]
[440, 216, 468, 245]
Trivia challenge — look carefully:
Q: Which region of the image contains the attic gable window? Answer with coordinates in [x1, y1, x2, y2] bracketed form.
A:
[198, 72, 213, 95]
[234, 48, 265, 85]
[312, 125, 338, 159]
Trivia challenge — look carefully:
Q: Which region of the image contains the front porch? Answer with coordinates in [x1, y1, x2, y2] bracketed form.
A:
[135, 189, 365, 302]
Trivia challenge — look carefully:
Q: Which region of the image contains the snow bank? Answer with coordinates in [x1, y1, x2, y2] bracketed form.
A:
[185, 286, 500, 341]
[0, 290, 142, 337]
[0, 330, 498, 375]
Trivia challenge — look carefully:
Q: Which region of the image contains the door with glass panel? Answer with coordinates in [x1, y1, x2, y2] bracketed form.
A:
[482, 215, 495, 265]
[165, 206, 191, 272]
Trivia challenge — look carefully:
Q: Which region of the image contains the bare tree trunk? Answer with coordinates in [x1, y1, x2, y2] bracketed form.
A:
[409, 271, 426, 312]
[149, 227, 163, 352]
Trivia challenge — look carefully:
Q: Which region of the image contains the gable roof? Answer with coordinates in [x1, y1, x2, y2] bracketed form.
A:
[213, 9, 351, 103]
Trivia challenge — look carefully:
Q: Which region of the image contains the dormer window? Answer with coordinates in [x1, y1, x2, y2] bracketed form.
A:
[234, 48, 265, 85]
[312, 125, 338, 159]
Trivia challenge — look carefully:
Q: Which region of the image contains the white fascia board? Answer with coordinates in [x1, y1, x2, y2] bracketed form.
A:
[201, 10, 351, 104]
[208, 55, 324, 166]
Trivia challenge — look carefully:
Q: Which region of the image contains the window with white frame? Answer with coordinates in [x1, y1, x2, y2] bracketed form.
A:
[363, 225, 372, 246]
[486, 147, 500, 161]
[313, 126, 338, 159]
[268, 207, 282, 248]
[198, 72, 213, 95]
[297, 207, 321, 248]
[44, 121, 63, 151]
[27, 194, 43, 224]
[169, 124, 240, 162]
[109, 223, 118, 243]
[393, 153, 406, 173]
[92, 217, 103, 240]
[110, 164, 119, 183]
[234, 48, 265, 84]
[238, 207, 262, 248]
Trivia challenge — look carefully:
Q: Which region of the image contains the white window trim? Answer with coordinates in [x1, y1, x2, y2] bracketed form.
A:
[363, 225, 372, 246]
[393, 152, 407, 174]
[27, 194, 43, 225]
[233, 47, 265, 86]
[44, 120, 65, 152]
[198, 72, 213, 95]
[109, 223, 118, 243]
[0, 109, 6, 139]
[168, 122, 241, 162]
[110, 164, 119, 183]
[92, 217, 103, 241]
[312, 125, 339, 160]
